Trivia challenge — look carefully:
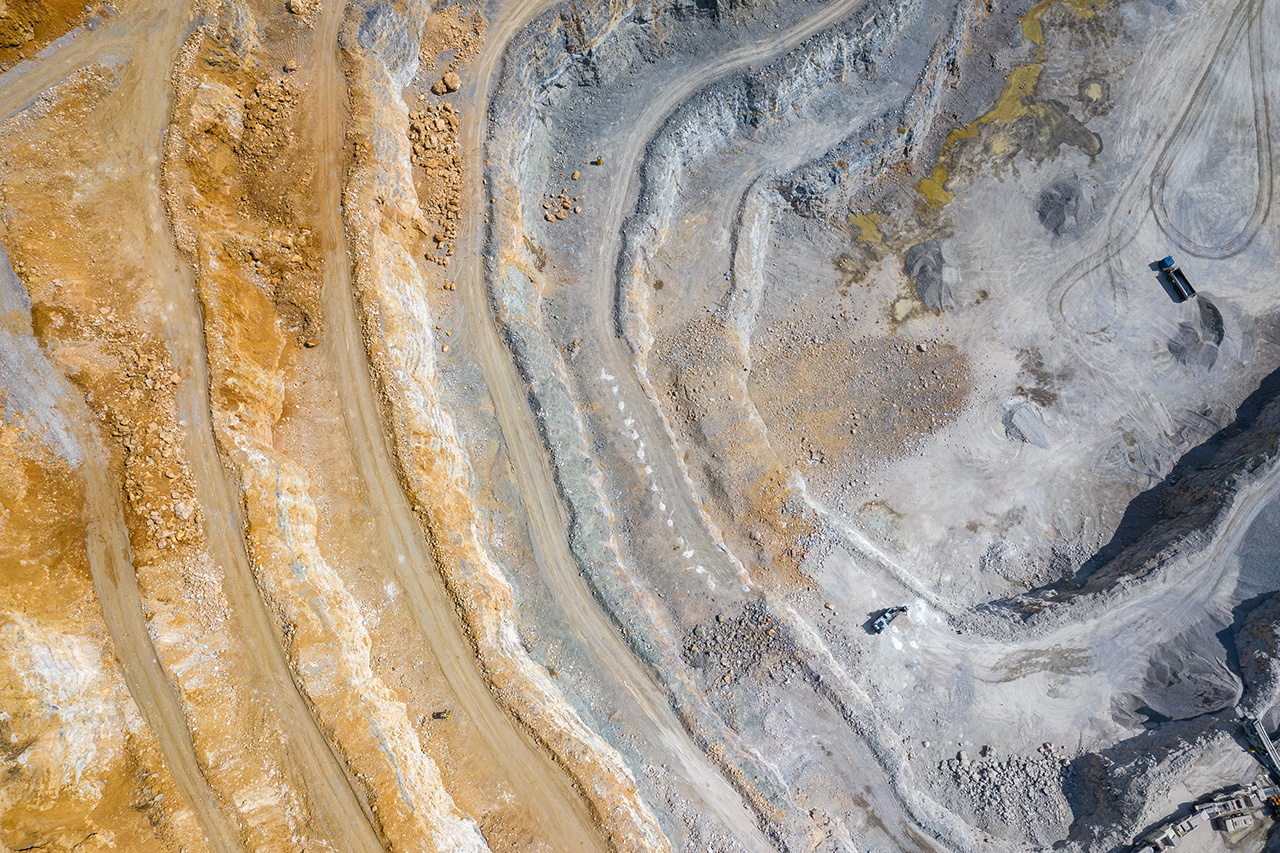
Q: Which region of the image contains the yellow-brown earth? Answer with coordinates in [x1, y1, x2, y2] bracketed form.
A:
[3, 0, 1273, 850]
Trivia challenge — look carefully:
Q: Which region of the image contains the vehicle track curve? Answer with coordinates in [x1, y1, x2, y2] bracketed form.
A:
[1048, 0, 1256, 355]
[457, 0, 893, 848]
[1150, 0, 1271, 260]
[320, 1, 614, 849]
[466, 0, 993, 849]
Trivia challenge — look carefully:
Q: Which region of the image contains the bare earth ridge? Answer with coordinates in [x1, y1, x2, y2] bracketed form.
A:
[2, 0, 1280, 850]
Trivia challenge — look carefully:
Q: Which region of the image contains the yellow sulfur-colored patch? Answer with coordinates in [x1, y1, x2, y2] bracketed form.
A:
[916, 64, 1043, 208]
[848, 211, 885, 247]
[1020, 0, 1100, 45]
[916, 165, 954, 208]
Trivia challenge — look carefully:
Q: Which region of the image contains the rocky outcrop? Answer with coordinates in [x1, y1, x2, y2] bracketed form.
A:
[611, 0, 976, 590]
[0, 59, 331, 851]
[487, 3, 811, 843]
[340, 2, 668, 851]
[616, 0, 936, 370]
[165, 4, 486, 851]
[1237, 593, 1280, 717]
[484, 0, 990, 846]
[0, 305, 209, 852]
[988, 367, 1280, 634]
[1062, 714, 1239, 853]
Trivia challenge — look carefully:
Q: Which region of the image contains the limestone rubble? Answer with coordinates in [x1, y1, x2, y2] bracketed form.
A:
[4, 0, 1280, 849]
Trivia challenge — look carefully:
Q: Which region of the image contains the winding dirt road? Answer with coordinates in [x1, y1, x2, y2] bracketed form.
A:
[60, 1, 389, 848]
[449, 0, 898, 849]
[160, 16, 391, 852]
[576, 0, 881, 582]
[311, 2, 608, 849]
[0, 6, 241, 850]
[453, 2, 778, 849]
[3, 0, 1274, 848]
[79, 421, 242, 853]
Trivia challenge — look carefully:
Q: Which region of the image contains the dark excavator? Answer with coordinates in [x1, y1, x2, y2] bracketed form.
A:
[872, 606, 907, 634]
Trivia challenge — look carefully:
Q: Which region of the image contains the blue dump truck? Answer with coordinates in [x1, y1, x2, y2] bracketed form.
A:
[1158, 256, 1196, 302]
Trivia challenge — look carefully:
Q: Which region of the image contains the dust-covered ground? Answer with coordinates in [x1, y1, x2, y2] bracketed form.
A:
[2, 0, 1279, 850]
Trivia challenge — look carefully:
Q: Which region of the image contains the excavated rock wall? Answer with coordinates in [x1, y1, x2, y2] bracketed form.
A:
[610, 0, 979, 595]
[1063, 713, 1242, 852]
[164, 4, 488, 850]
[0, 59, 322, 852]
[971, 372, 1280, 848]
[987, 376, 1280, 636]
[484, 0, 993, 847]
[0, 247, 209, 853]
[340, 2, 669, 850]
[1238, 592, 1280, 718]
[616, 0, 934, 370]
[485, 3, 823, 845]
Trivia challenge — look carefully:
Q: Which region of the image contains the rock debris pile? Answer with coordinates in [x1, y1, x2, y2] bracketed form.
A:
[238, 79, 299, 161]
[683, 602, 801, 687]
[943, 743, 1073, 842]
[541, 186, 582, 222]
[408, 103, 462, 264]
[98, 344, 201, 554]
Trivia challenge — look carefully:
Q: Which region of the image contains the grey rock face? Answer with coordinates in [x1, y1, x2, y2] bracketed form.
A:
[1036, 176, 1100, 237]
[903, 240, 952, 312]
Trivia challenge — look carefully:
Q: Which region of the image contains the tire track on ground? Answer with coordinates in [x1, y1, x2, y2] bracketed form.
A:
[1151, 0, 1271, 260]
[454, 1, 880, 849]
[1050, 0, 1256, 349]
[149, 6, 389, 847]
[80, 445, 242, 853]
[0, 4, 242, 848]
[316, 3, 608, 848]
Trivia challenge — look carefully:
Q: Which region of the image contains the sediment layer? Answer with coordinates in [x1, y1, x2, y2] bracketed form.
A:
[340, 2, 668, 850]
[0, 254, 209, 852]
[3, 0, 1280, 849]
[164, 3, 487, 849]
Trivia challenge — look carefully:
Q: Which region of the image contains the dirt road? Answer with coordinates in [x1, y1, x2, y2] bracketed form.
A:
[137, 3, 395, 847]
[450, 0, 892, 848]
[0, 5, 243, 849]
[311, 2, 608, 848]
[461, 0, 1280, 846]
[0, 1, 394, 847]
[553, 6, 989, 847]
[453, 5, 776, 850]
[79, 431, 242, 853]
[158, 20, 393, 853]
[575, 0, 879, 581]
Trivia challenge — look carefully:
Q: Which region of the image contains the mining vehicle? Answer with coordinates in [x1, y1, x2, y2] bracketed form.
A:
[872, 606, 907, 633]
[1158, 256, 1196, 302]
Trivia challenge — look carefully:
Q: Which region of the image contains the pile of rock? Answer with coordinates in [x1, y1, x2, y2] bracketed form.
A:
[682, 601, 800, 688]
[284, 0, 320, 26]
[407, 103, 462, 265]
[541, 186, 582, 222]
[105, 345, 201, 553]
[942, 742, 1073, 842]
[238, 78, 298, 161]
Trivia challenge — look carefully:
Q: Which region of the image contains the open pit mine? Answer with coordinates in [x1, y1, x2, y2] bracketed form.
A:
[2, 0, 1280, 850]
